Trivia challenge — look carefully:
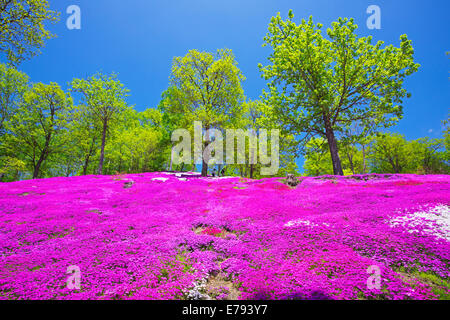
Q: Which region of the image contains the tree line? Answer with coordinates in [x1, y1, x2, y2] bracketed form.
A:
[0, 2, 448, 181]
[304, 132, 449, 176]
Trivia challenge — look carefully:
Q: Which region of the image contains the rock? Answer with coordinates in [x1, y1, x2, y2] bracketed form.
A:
[286, 174, 299, 187]
[123, 180, 134, 189]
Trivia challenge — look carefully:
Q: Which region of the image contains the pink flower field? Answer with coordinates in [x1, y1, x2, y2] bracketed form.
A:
[0, 173, 449, 300]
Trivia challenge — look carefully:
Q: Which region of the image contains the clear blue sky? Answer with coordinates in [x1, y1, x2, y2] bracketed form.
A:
[15, 0, 450, 169]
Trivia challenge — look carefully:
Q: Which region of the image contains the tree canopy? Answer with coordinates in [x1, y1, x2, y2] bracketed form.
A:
[71, 73, 129, 175]
[260, 11, 419, 175]
[4, 82, 72, 178]
[0, 0, 59, 65]
[0, 62, 28, 134]
[165, 49, 245, 176]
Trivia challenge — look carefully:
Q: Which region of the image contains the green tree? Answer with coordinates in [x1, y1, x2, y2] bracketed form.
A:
[0, 63, 29, 179]
[4, 82, 72, 178]
[303, 136, 364, 176]
[340, 142, 365, 175]
[246, 100, 297, 178]
[443, 113, 450, 164]
[368, 133, 412, 174]
[0, 63, 28, 134]
[71, 73, 129, 175]
[0, 156, 25, 181]
[303, 137, 333, 176]
[340, 120, 377, 174]
[410, 137, 448, 174]
[69, 104, 102, 175]
[260, 12, 419, 175]
[103, 107, 164, 174]
[0, 0, 59, 65]
[230, 99, 263, 179]
[158, 86, 193, 171]
[168, 49, 245, 176]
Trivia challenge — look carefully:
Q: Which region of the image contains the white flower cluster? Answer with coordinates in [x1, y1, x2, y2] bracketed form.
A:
[186, 277, 211, 300]
[284, 219, 330, 228]
[151, 177, 169, 182]
[389, 204, 450, 241]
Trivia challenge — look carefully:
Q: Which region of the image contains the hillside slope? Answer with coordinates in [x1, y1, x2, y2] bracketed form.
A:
[0, 173, 449, 300]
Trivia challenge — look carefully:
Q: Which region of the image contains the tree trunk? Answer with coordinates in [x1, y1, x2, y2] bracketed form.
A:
[250, 163, 254, 179]
[324, 116, 344, 176]
[346, 152, 355, 175]
[201, 130, 210, 177]
[394, 158, 401, 174]
[201, 156, 208, 176]
[82, 136, 96, 176]
[118, 157, 122, 173]
[65, 164, 72, 177]
[169, 146, 174, 171]
[362, 144, 367, 174]
[82, 155, 90, 176]
[33, 157, 44, 179]
[387, 157, 397, 173]
[33, 133, 52, 179]
[97, 120, 108, 175]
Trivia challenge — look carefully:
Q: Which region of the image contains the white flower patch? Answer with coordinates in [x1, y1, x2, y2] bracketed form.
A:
[389, 204, 450, 241]
[162, 171, 200, 176]
[284, 219, 327, 228]
[151, 177, 169, 182]
[186, 277, 211, 300]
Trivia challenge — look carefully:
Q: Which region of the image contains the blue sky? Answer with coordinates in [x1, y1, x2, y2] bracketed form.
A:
[13, 0, 450, 166]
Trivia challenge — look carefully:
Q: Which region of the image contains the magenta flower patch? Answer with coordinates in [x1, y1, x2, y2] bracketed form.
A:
[0, 173, 448, 300]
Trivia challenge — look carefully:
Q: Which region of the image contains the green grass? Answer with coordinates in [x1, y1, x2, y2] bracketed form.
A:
[414, 272, 450, 300]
